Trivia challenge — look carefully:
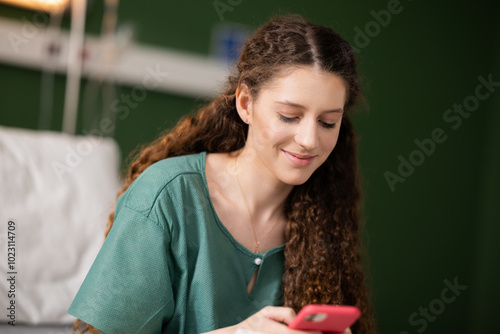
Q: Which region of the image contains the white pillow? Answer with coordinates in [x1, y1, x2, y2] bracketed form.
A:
[0, 126, 122, 325]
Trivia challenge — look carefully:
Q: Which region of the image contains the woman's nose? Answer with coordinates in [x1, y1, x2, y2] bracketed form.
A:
[294, 119, 319, 151]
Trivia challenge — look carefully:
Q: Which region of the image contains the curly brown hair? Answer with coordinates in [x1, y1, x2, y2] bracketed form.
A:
[74, 13, 376, 334]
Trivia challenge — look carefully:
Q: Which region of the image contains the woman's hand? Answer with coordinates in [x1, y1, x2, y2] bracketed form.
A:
[201, 306, 352, 334]
[231, 306, 322, 334]
[324, 328, 352, 334]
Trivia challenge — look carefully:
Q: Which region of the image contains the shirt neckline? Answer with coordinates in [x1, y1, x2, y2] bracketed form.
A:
[199, 151, 286, 259]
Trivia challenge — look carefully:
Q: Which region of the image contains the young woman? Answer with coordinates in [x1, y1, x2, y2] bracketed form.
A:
[69, 14, 376, 334]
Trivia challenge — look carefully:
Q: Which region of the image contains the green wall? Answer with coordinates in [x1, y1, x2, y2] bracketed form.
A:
[1, 1, 498, 332]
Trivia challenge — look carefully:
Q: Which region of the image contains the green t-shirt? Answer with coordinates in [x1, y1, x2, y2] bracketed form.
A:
[68, 151, 286, 333]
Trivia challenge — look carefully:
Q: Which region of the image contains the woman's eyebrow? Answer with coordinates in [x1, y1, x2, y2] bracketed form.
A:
[275, 100, 343, 113]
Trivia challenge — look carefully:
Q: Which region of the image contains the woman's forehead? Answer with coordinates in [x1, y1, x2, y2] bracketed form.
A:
[257, 67, 347, 110]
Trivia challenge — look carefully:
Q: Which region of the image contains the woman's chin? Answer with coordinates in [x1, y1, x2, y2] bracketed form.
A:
[280, 172, 314, 186]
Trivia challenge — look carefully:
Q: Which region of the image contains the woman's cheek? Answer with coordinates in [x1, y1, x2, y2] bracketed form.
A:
[254, 123, 286, 150]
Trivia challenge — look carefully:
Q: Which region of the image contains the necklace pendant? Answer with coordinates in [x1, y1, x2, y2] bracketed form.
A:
[255, 241, 259, 253]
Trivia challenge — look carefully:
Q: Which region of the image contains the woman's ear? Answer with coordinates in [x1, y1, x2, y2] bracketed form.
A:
[235, 83, 253, 124]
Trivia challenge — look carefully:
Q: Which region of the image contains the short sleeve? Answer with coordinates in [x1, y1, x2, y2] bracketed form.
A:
[68, 203, 175, 334]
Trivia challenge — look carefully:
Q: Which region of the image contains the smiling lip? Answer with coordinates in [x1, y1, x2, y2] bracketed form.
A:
[282, 150, 316, 166]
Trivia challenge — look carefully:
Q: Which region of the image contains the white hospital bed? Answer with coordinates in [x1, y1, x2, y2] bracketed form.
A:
[0, 125, 122, 330]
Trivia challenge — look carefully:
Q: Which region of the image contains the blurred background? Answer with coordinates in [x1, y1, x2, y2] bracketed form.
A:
[0, 0, 498, 333]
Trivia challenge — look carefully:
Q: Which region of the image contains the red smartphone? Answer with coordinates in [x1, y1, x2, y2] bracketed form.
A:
[288, 304, 361, 333]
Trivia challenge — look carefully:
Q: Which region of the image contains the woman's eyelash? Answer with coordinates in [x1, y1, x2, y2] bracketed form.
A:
[279, 114, 295, 122]
[279, 113, 337, 129]
[320, 121, 336, 129]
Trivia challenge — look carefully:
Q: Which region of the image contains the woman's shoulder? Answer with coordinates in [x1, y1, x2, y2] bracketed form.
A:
[117, 152, 207, 215]
[144, 151, 206, 180]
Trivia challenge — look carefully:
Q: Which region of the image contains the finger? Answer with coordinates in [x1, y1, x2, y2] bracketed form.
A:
[242, 315, 298, 334]
[272, 319, 322, 334]
[323, 327, 351, 334]
[259, 306, 297, 325]
[240, 309, 292, 331]
[233, 330, 268, 334]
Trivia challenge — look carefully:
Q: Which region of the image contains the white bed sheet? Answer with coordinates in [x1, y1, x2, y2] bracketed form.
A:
[0, 126, 122, 325]
[0, 323, 73, 333]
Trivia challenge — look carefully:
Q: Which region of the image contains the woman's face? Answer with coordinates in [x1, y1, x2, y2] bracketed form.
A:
[237, 66, 347, 185]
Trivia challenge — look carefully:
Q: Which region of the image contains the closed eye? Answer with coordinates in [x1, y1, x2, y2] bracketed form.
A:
[320, 121, 337, 129]
[279, 113, 338, 129]
[278, 114, 295, 123]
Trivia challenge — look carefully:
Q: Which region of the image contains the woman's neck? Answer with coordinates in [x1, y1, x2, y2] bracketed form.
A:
[228, 148, 294, 229]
